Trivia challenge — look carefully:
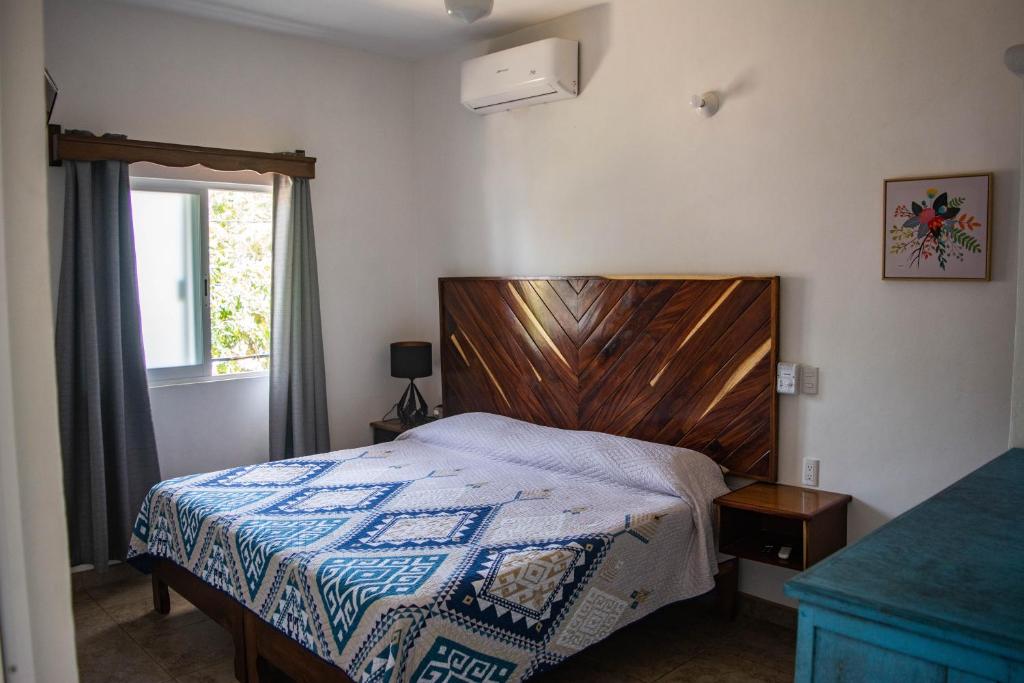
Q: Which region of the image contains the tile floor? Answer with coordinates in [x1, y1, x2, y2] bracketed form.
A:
[73, 571, 795, 683]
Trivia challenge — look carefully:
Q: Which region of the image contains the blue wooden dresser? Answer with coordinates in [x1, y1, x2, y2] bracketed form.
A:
[785, 449, 1024, 682]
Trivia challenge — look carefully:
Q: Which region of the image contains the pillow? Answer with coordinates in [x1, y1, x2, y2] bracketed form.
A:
[399, 412, 730, 578]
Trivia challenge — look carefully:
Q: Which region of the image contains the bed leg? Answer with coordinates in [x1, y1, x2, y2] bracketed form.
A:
[244, 611, 284, 683]
[715, 557, 739, 620]
[152, 574, 171, 615]
[230, 611, 248, 683]
[244, 610, 260, 683]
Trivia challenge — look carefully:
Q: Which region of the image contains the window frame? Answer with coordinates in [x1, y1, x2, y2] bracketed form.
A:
[129, 176, 273, 384]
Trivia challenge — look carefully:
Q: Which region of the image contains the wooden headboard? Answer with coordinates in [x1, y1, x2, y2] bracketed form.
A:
[438, 276, 780, 481]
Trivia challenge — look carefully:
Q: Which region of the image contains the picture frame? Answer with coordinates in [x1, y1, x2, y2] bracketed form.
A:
[882, 173, 992, 281]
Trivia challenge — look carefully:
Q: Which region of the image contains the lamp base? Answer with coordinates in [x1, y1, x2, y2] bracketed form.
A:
[396, 379, 429, 426]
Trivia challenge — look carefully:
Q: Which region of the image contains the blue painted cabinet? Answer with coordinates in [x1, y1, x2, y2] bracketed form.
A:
[785, 449, 1024, 683]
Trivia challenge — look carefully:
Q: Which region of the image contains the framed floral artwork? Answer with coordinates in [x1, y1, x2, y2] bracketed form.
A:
[883, 173, 992, 280]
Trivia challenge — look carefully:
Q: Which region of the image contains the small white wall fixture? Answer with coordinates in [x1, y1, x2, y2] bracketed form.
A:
[690, 91, 720, 117]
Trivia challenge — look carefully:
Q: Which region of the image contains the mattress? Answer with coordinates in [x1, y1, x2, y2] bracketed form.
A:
[128, 412, 729, 682]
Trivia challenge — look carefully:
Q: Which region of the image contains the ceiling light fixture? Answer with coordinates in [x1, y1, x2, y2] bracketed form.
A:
[444, 0, 493, 24]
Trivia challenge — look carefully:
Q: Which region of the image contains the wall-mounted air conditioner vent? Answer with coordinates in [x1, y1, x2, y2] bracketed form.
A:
[460, 38, 579, 115]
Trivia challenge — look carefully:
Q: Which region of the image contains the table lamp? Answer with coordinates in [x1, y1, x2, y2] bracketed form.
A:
[390, 341, 431, 425]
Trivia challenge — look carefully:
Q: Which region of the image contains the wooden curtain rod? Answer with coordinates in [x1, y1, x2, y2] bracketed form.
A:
[48, 127, 316, 179]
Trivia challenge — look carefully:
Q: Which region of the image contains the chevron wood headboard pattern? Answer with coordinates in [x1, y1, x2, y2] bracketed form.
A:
[438, 276, 780, 481]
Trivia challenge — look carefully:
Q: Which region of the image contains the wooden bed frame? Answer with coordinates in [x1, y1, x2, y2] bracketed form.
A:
[152, 556, 738, 683]
[149, 275, 779, 682]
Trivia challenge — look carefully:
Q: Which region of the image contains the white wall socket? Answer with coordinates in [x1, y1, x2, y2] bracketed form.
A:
[777, 362, 798, 394]
[802, 457, 820, 487]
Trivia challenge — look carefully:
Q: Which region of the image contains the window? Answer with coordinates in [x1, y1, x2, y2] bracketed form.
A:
[131, 177, 273, 381]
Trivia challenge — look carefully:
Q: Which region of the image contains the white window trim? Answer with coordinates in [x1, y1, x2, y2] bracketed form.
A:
[130, 176, 272, 383]
[147, 369, 269, 389]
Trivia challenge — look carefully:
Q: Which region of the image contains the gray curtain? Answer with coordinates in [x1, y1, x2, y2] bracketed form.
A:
[269, 175, 330, 459]
[55, 159, 161, 569]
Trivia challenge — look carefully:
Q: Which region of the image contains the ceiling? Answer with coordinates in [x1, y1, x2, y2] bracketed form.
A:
[116, 0, 599, 59]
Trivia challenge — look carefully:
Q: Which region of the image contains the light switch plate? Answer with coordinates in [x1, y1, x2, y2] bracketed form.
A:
[801, 366, 819, 395]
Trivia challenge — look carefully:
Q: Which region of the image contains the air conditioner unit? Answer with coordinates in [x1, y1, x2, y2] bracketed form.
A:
[461, 38, 579, 115]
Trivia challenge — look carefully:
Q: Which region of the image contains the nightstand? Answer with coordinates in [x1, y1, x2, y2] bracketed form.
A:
[715, 482, 852, 571]
[370, 418, 435, 445]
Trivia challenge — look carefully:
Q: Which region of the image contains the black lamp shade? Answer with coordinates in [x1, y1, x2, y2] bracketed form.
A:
[390, 341, 432, 379]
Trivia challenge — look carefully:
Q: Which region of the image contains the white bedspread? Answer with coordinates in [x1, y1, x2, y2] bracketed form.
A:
[128, 412, 729, 682]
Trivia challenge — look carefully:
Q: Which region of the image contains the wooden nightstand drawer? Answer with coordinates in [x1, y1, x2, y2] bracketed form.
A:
[715, 482, 851, 571]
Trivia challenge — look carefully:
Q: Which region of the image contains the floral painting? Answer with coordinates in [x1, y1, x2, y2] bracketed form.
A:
[884, 174, 991, 280]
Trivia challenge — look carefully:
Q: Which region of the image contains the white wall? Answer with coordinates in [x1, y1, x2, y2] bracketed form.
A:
[413, 0, 1024, 603]
[45, 0, 424, 477]
[0, 0, 78, 679]
[149, 376, 271, 478]
[1008, 49, 1024, 447]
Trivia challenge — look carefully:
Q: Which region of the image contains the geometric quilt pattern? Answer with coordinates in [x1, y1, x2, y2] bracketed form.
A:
[624, 512, 662, 544]
[259, 481, 408, 516]
[316, 554, 446, 653]
[554, 587, 629, 651]
[174, 489, 272, 559]
[444, 537, 609, 643]
[410, 636, 515, 683]
[345, 506, 494, 550]
[361, 628, 403, 683]
[203, 460, 337, 488]
[269, 571, 320, 656]
[128, 413, 725, 682]
[235, 518, 349, 599]
[199, 531, 235, 595]
[351, 604, 432, 683]
[131, 489, 153, 545]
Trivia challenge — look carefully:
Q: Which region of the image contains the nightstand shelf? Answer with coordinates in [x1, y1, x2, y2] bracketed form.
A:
[715, 482, 851, 571]
[720, 527, 805, 569]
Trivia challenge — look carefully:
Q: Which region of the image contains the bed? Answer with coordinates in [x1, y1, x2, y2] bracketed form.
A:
[129, 275, 780, 682]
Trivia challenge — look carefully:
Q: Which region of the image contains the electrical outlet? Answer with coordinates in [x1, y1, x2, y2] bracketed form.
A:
[777, 362, 799, 394]
[802, 458, 820, 487]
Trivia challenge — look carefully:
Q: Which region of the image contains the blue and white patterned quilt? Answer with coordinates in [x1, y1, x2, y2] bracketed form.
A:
[128, 412, 729, 682]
